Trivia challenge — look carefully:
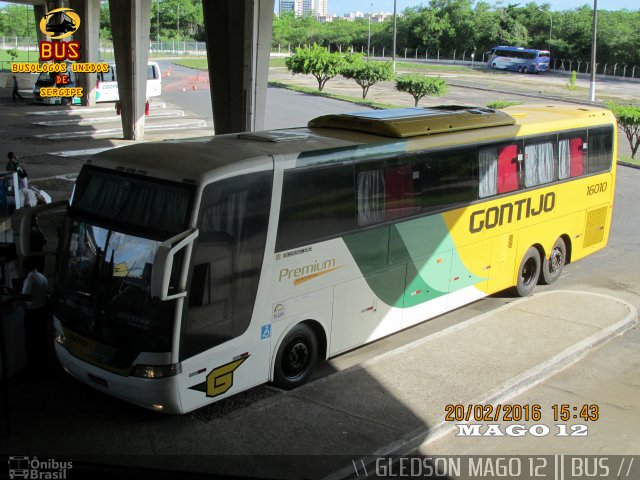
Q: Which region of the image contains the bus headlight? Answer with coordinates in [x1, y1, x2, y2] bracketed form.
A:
[131, 363, 181, 379]
[54, 329, 66, 346]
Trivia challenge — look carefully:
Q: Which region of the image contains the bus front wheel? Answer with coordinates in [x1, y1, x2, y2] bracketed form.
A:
[515, 247, 541, 297]
[273, 323, 318, 390]
[540, 238, 566, 285]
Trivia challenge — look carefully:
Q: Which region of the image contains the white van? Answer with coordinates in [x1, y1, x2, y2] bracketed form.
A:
[33, 61, 162, 105]
[95, 61, 162, 102]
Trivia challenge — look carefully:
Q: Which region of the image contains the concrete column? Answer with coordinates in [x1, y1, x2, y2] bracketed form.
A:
[202, 0, 273, 134]
[47, 1, 67, 11]
[109, 0, 151, 140]
[69, 0, 100, 106]
[34, 5, 48, 45]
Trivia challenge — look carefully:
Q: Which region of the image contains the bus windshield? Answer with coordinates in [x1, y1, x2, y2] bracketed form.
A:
[55, 221, 175, 353]
[55, 167, 194, 353]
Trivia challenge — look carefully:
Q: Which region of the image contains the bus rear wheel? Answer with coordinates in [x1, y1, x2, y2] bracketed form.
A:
[273, 323, 318, 390]
[540, 238, 566, 285]
[515, 247, 541, 297]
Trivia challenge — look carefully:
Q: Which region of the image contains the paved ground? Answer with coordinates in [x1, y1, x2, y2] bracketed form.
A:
[2, 291, 636, 479]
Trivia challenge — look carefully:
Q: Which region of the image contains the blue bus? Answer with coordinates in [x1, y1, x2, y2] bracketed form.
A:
[486, 46, 550, 73]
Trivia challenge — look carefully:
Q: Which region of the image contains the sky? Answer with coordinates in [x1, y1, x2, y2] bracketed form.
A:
[329, 0, 637, 15]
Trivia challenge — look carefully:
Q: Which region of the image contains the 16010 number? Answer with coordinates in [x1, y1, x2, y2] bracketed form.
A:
[586, 182, 607, 196]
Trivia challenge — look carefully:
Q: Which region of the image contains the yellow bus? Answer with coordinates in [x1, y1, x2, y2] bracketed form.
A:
[19, 104, 616, 413]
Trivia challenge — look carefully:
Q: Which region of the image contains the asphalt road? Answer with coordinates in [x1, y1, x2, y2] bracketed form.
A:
[155, 59, 375, 130]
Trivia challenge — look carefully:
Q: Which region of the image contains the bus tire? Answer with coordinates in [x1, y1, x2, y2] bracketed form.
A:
[515, 247, 541, 297]
[492, 63, 497, 69]
[61, 97, 71, 105]
[540, 238, 566, 285]
[273, 323, 318, 390]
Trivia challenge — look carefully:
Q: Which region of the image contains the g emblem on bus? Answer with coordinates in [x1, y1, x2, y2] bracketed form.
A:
[206, 356, 249, 397]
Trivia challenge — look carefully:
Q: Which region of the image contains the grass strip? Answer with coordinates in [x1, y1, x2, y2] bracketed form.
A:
[268, 80, 400, 110]
[173, 58, 209, 71]
[619, 155, 640, 166]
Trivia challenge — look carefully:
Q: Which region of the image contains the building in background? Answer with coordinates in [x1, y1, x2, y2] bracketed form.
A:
[279, 0, 327, 17]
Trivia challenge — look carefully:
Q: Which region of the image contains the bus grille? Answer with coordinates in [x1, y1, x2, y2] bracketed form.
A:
[583, 207, 607, 248]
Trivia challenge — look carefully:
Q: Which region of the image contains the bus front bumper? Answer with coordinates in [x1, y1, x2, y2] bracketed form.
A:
[53, 322, 184, 414]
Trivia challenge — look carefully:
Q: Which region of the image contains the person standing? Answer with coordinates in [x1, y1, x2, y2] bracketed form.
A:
[6, 151, 28, 190]
[12, 75, 24, 102]
[19, 257, 50, 372]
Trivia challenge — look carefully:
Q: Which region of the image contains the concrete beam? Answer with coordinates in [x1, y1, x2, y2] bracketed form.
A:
[202, 0, 274, 134]
[69, 0, 99, 106]
[109, 0, 151, 140]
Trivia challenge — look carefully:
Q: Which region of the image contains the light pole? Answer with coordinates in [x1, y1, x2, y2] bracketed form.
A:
[589, 0, 597, 102]
[392, 0, 397, 73]
[367, 2, 372, 58]
[156, 1, 160, 48]
[538, 8, 552, 52]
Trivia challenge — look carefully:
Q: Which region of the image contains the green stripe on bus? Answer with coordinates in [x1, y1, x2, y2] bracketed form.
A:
[343, 214, 482, 309]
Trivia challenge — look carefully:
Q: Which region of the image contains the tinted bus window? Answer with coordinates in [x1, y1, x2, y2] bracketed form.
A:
[422, 147, 478, 210]
[587, 127, 613, 174]
[356, 160, 421, 226]
[277, 165, 356, 251]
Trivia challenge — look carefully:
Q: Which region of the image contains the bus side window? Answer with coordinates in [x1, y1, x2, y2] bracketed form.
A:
[478, 142, 520, 197]
[559, 132, 586, 179]
[357, 161, 421, 226]
[147, 64, 158, 80]
[277, 165, 355, 251]
[497, 143, 521, 193]
[422, 147, 478, 210]
[523, 135, 557, 187]
[587, 127, 613, 174]
[107, 66, 116, 82]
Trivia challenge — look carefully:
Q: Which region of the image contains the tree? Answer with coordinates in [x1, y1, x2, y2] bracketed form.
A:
[607, 102, 640, 159]
[285, 44, 345, 91]
[341, 55, 394, 98]
[395, 75, 448, 107]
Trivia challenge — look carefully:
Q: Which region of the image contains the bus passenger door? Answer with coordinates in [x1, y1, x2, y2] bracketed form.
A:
[183, 240, 234, 355]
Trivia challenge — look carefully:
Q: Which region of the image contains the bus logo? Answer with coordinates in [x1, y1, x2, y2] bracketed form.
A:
[8, 456, 29, 479]
[205, 356, 249, 397]
[278, 258, 343, 285]
[39, 8, 81, 40]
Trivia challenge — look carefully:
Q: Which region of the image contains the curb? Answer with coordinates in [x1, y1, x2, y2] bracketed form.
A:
[324, 290, 638, 480]
[618, 161, 640, 170]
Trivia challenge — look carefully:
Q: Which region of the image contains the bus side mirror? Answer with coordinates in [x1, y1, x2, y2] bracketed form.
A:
[151, 228, 199, 301]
